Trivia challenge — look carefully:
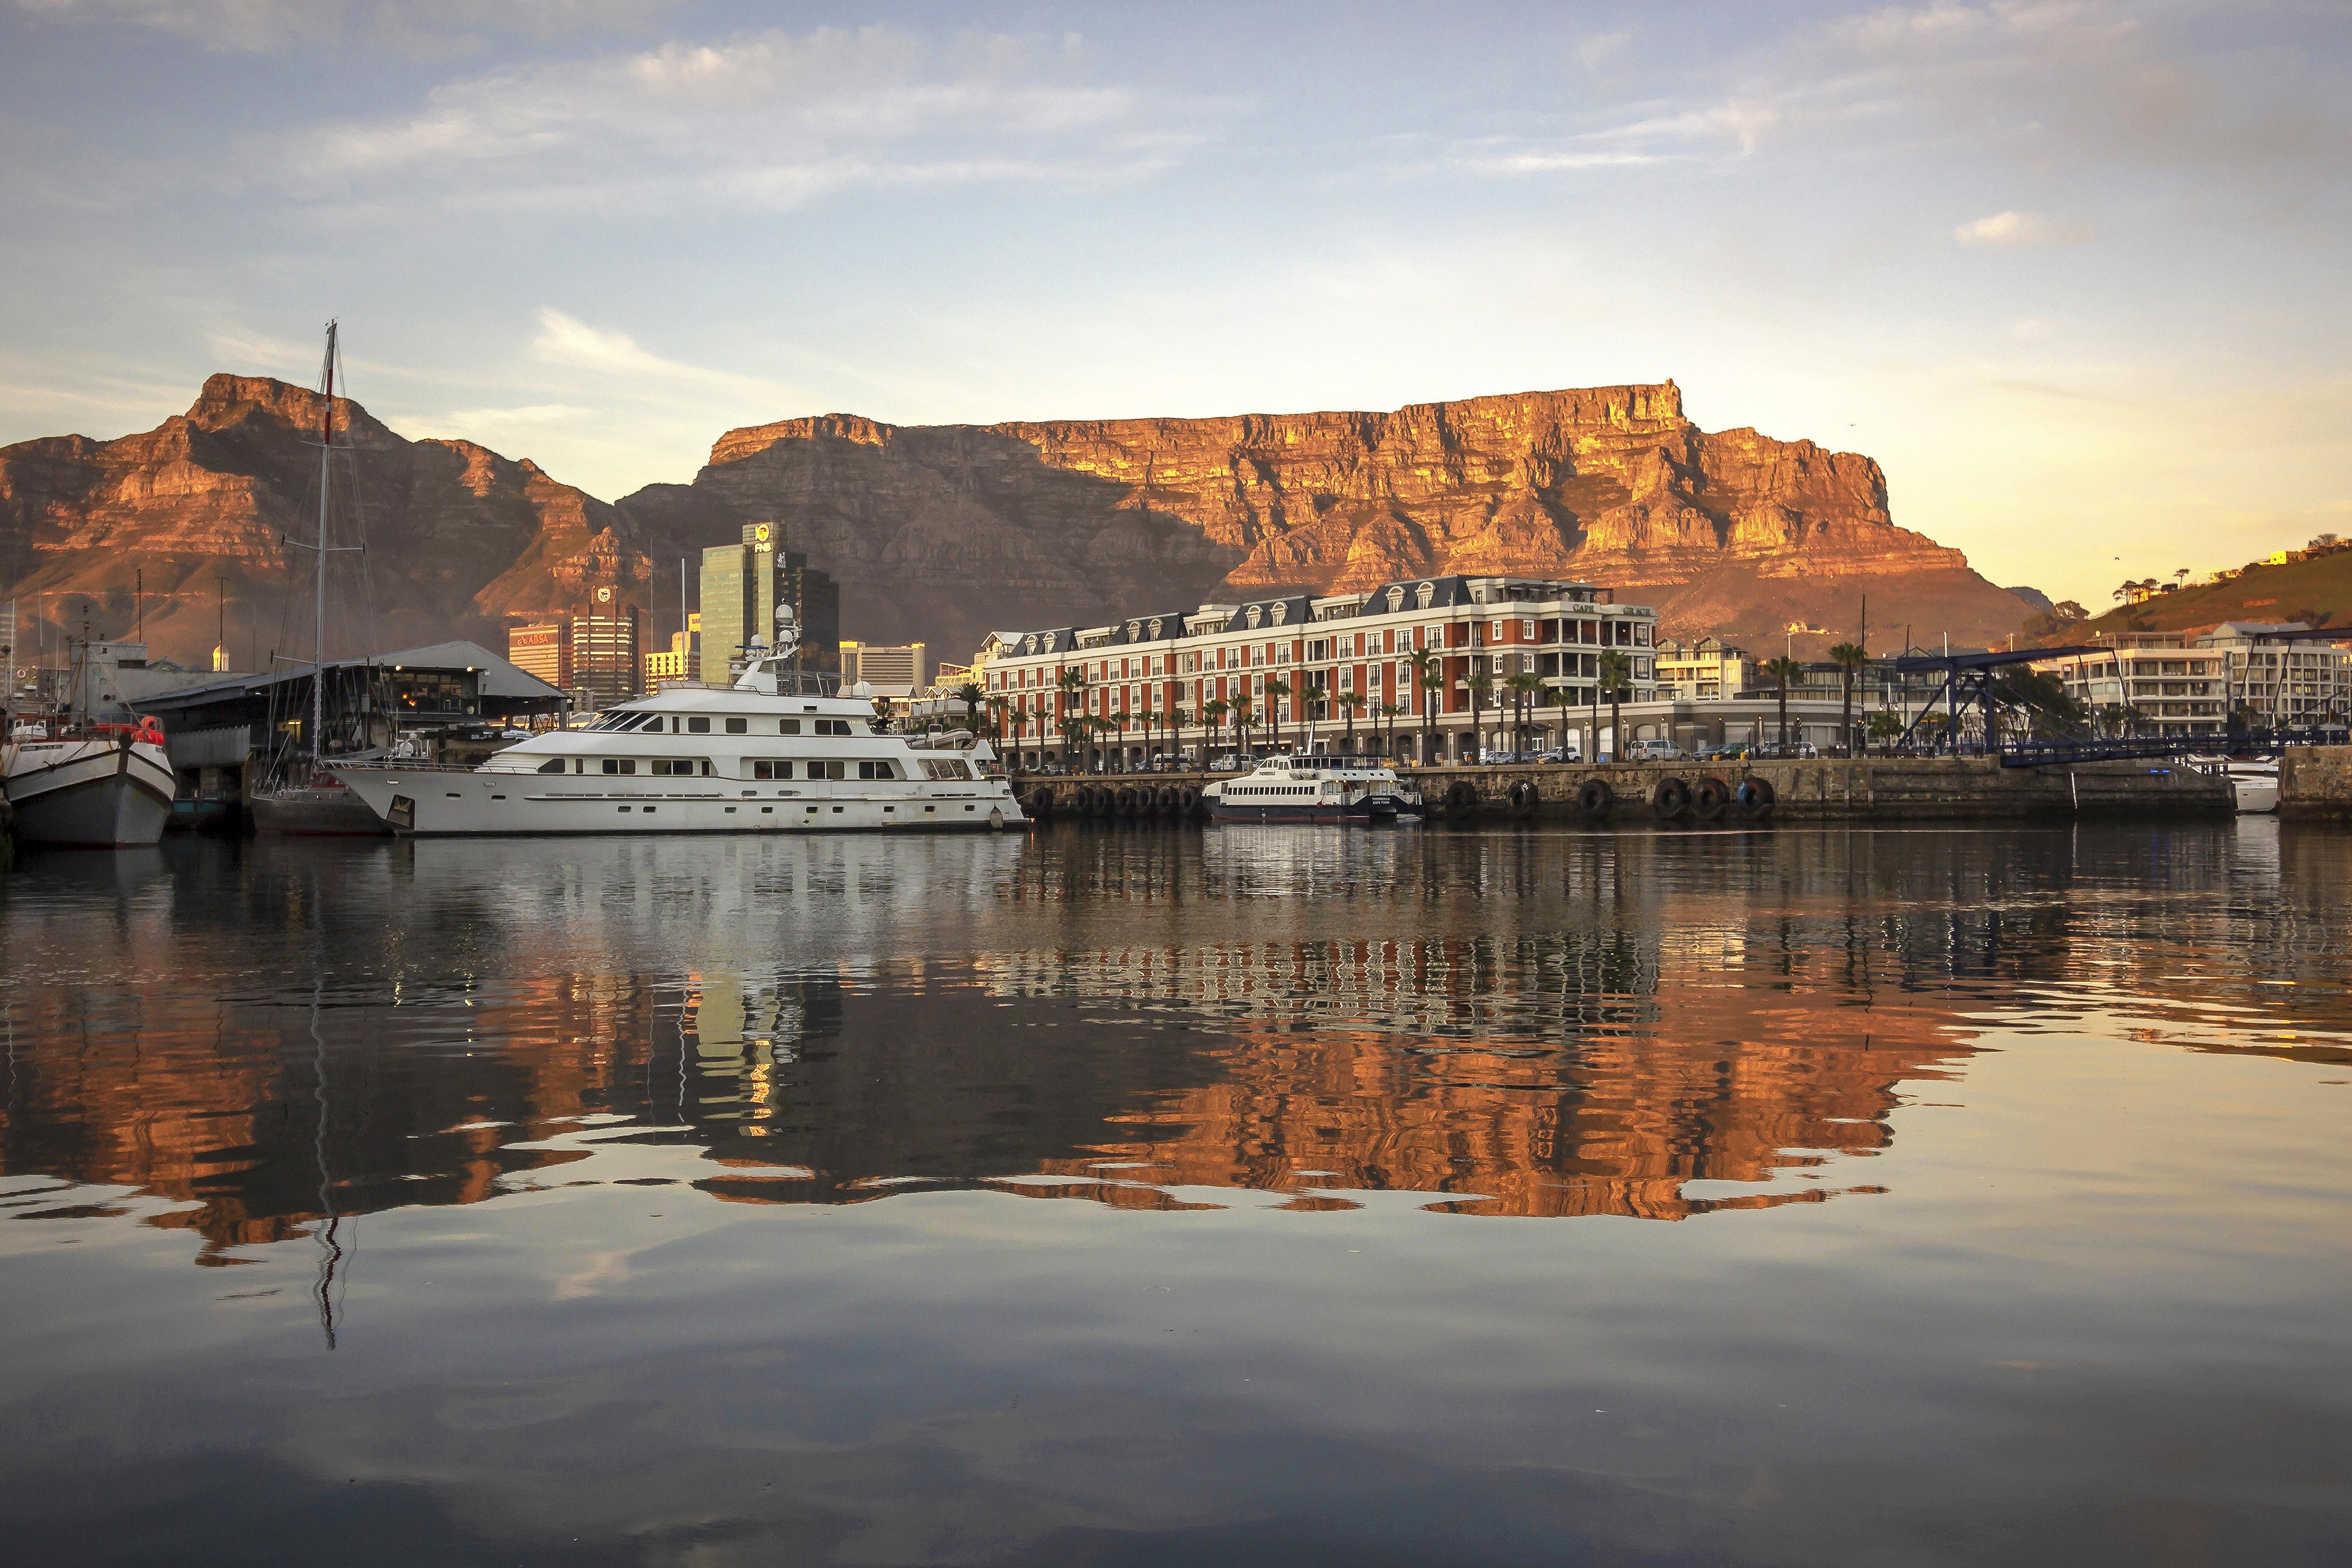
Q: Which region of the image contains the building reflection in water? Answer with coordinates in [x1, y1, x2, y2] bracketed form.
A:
[3, 822, 2347, 1265]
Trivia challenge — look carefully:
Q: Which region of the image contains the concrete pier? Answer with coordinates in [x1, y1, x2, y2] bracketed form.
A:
[1018, 755, 2230, 823]
[2282, 746, 2352, 820]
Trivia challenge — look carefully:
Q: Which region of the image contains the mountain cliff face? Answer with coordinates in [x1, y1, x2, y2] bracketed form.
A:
[671, 382, 2025, 658]
[1, 375, 2024, 671]
[0, 375, 654, 666]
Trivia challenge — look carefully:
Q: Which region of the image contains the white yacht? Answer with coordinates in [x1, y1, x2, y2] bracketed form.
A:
[1202, 754, 1422, 824]
[333, 649, 1025, 838]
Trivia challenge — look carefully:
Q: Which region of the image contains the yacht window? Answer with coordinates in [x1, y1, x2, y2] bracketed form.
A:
[535, 759, 564, 774]
[807, 760, 847, 780]
[817, 719, 854, 737]
[602, 759, 635, 774]
[920, 759, 975, 781]
[687, 717, 710, 734]
[725, 717, 747, 734]
[623, 713, 660, 733]
[779, 719, 802, 735]
[857, 760, 900, 780]
[670, 718, 681, 733]
[649, 759, 707, 777]
[752, 760, 794, 780]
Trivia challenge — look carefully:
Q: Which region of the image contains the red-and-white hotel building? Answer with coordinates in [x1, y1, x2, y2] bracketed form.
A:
[979, 574, 1660, 769]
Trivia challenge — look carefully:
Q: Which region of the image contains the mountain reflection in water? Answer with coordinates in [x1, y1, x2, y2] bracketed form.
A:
[6, 823, 2345, 1252]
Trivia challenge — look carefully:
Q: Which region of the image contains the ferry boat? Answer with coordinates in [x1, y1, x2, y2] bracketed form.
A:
[3, 716, 175, 847]
[333, 651, 1026, 837]
[1202, 755, 1423, 824]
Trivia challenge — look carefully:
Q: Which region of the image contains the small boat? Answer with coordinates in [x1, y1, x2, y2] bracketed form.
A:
[1202, 754, 1423, 823]
[2226, 762, 2279, 815]
[2189, 755, 2281, 815]
[4, 717, 174, 847]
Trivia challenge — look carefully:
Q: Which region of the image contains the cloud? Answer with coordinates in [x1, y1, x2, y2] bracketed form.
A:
[1576, 30, 1629, 74]
[268, 24, 1215, 216]
[14, 0, 674, 52]
[1952, 210, 2094, 245]
[530, 309, 776, 399]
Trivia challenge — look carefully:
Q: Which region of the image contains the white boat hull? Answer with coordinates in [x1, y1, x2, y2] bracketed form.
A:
[2231, 774, 2280, 814]
[333, 765, 1023, 836]
[4, 737, 175, 847]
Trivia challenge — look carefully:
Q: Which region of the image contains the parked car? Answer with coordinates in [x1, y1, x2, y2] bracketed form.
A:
[1539, 745, 1583, 764]
[1632, 739, 1686, 761]
[1209, 754, 1242, 773]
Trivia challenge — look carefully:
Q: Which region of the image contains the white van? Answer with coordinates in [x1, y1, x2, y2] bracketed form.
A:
[1632, 739, 1685, 761]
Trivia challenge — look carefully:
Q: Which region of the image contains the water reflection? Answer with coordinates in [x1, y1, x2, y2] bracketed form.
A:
[6, 823, 2348, 1260]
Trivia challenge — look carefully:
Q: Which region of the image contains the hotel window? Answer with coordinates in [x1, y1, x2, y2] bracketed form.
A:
[1339, 666, 1353, 691]
[1522, 619, 1537, 640]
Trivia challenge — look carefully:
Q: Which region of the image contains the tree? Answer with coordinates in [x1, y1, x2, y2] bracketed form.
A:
[955, 681, 985, 734]
[983, 692, 1008, 740]
[1406, 646, 1441, 764]
[1544, 686, 1576, 755]
[1828, 642, 1869, 755]
[1506, 671, 1544, 756]
[2053, 600, 2087, 623]
[1596, 650, 1633, 762]
[1337, 688, 1365, 750]
[1265, 676, 1291, 753]
[1867, 710, 1903, 754]
[1377, 701, 1403, 760]
[1762, 655, 1804, 749]
[1465, 667, 1494, 761]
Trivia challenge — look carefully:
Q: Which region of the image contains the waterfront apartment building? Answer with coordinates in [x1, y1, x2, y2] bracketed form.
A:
[980, 575, 1660, 768]
[841, 640, 927, 698]
[699, 522, 842, 682]
[2038, 625, 2349, 733]
[1653, 637, 1753, 701]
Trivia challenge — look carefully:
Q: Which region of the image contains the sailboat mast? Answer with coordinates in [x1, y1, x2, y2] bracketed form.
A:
[314, 322, 335, 764]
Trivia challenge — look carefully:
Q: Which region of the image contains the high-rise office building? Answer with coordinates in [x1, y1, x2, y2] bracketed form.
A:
[699, 522, 841, 684]
[507, 621, 572, 691]
[840, 640, 927, 697]
[570, 586, 643, 709]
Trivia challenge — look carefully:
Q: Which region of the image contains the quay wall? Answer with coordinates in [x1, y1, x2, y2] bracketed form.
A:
[2282, 746, 2352, 820]
[1019, 756, 2228, 823]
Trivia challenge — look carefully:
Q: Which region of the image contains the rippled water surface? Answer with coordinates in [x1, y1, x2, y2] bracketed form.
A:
[4, 820, 2349, 1566]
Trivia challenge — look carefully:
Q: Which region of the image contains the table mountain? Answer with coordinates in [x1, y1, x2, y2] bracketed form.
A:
[2, 376, 2027, 672]
[655, 382, 2027, 659]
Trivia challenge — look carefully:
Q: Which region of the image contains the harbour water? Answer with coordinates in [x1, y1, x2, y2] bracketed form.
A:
[3, 821, 2348, 1565]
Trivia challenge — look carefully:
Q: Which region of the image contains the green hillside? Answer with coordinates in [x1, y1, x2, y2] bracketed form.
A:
[2050, 549, 2352, 642]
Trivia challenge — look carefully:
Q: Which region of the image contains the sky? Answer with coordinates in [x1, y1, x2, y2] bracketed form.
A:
[1, 0, 2347, 610]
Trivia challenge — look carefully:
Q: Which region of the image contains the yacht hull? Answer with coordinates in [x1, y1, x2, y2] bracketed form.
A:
[4, 738, 175, 847]
[249, 784, 393, 837]
[333, 766, 1023, 836]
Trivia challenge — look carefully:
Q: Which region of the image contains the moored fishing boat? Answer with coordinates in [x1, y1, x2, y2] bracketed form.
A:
[3, 716, 175, 847]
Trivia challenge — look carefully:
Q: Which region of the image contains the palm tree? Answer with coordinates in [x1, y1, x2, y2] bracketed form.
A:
[1544, 686, 1575, 756]
[1405, 646, 1440, 764]
[954, 681, 985, 734]
[1506, 671, 1544, 757]
[1596, 649, 1632, 762]
[1377, 701, 1403, 760]
[983, 692, 1008, 741]
[1827, 642, 1868, 755]
[1203, 697, 1229, 760]
[1231, 695, 1255, 758]
[1337, 689, 1365, 751]
[1762, 655, 1803, 749]
[1265, 676, 1291, 754]
[1465, 667, 1494, 762]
